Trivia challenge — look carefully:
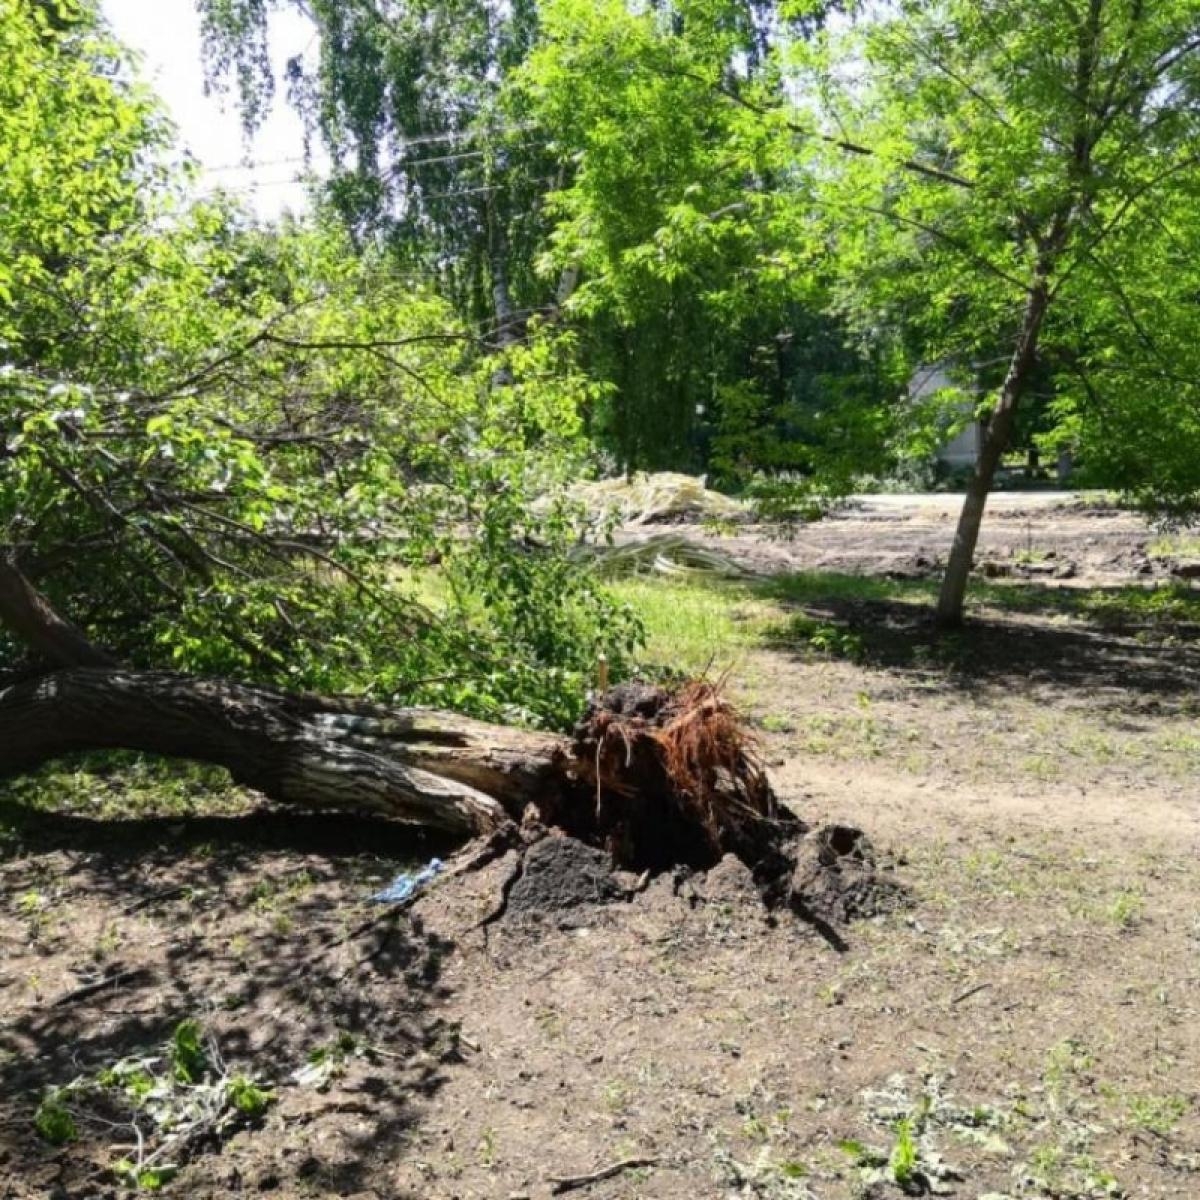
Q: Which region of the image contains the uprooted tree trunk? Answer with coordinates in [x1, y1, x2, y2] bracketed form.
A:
[0, 669, 786, 869]
[0, 667, 546, 835]
[0, 556, 901, 925]
[0, 555, 773, 858]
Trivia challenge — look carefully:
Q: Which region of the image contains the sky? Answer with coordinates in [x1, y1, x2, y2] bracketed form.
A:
[101, 0, 325, 218]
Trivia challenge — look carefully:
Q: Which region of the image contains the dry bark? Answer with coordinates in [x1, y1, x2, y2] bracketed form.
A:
[0, 667, 570, 834]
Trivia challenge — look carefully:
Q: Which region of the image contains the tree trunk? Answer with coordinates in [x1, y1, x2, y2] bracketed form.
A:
[0, 667, 570, 835]
[0, 551, 117, 668]
[935, 278, 1052, 626]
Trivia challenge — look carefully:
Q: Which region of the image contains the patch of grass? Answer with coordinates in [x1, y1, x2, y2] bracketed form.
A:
[1044, 1038, 1094, 1104]
[763, 613, 865, 660]
[92, 923, 123, 962]
[602, 1079, 631, 1114]
[1126, 1094, 1188, 1135]
[476, 1126, 498, 1168]
[1024, 1145, 1123, 1199]
[1108, 888, 1144, 931]
[606, 577, 779, 674]
[965, 577, 1200, 630]
[1148, 533, 1200, 558]
[759, 712, 796, 734]
[113, 1162, 177, 1191]
[0, 752, 246, 819]
[1076, 583, 1200, 628]
[759, 572, 935, 608]
[249, 870, 314, 917]
[226, 1076, 273, 1118]
[533, 1005, 565, 1041]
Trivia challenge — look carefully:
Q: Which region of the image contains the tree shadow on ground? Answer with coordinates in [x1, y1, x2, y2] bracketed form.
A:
[757, 575, 1200, 711]
[0, 807, 468, 1198]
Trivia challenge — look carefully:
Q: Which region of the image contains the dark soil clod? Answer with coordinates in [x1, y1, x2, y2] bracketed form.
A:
[506, 836, 625, 917]
[788, 824, 908, 926]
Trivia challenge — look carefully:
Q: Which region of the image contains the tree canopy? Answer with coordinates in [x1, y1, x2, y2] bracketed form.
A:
[5, 0, 1200, 700]
[1, 0, 640, 728]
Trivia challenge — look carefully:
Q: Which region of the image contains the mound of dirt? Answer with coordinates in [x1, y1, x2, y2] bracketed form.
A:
[507, 836, 625, 917]
[468, 682, 905, 940]
[491, 820, 904, 943]
[788, 824, 908, 925]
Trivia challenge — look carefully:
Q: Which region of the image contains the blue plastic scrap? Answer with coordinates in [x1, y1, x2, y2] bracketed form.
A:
[370, 858, 445, 904]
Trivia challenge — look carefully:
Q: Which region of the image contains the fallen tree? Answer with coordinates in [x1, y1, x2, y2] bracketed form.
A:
[0, 660, 779, 872]
[0, 666, 531, 835]
[0, 558, 901, 926]
[0, 555, 761, 853]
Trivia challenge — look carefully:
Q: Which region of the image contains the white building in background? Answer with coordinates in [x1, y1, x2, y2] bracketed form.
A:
[909, 362, 983, 470]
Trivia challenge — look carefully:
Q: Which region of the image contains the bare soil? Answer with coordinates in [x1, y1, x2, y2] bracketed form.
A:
[673, 493, 1171, 585]
[3, 497, 1200, 1200]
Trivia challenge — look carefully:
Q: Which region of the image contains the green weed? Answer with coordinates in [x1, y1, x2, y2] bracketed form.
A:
[1108, 889, 1144, 930]
[889, 1118, 920, 1189]
[226, 1075, 274, 1118]
[170, 1019, 208, 1084]
[1126, 1094, 1188, 1135]
[34, 1092, 77, 1145]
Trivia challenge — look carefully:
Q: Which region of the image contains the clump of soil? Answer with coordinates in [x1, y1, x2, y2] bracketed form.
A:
[507, 836, 625, 917]
[788, 824, 907, 924]
[493, 682, 905, 934]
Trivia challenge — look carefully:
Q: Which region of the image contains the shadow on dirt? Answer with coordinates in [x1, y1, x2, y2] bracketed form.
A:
[0, 808, 465, 1198]
[759, 576, 1200, 708]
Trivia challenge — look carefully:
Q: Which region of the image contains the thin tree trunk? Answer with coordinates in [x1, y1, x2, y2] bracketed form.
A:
[0, 551, 117, 668]
[0, 667, 569, 834]
[935, 279, 1052, 626]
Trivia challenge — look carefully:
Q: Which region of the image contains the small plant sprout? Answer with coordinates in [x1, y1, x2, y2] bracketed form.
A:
[34, 1091, 78, 1145]
[170, 1019, 209, 1083]
[1108, 889, 1143, 930]
[226, 1075, 274, 1118]
[889, 1118, 920, 1189]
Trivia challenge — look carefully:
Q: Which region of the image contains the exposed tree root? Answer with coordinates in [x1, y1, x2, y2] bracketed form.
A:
[485, 681, 906, 932]
[560, 680, 791, 873]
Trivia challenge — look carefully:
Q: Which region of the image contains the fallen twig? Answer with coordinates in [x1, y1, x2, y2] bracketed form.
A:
[325, 890, 422, 953]
[471, 851, 525, 943]
[950, 982, 992, 1006]
[52, 967, 138, 1007]
[123, 884, 191, 916]
[549, 1156, 660, 1194]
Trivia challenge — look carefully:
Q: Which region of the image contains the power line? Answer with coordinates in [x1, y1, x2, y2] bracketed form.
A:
[204, 156, 310, 174]
[201, 138, 539, 181]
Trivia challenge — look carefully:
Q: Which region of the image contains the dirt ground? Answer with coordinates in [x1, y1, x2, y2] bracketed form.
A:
[669, 492, 1178, 585]
[3, 496, 1200, 1200]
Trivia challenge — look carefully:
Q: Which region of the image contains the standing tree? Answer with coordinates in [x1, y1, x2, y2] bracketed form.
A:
[791, 0, 1200, 622]
[197, 0, 555, 344]
[520, 0, 895, 480]
[523, 0, 1200, 618]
